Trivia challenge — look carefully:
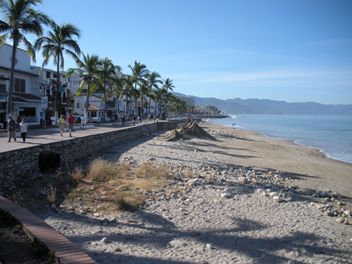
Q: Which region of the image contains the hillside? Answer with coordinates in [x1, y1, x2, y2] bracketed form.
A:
[178, 94, 352, 114]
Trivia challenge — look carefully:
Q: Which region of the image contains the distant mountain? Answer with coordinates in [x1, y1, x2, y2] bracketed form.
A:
[176, 94, 352, 114]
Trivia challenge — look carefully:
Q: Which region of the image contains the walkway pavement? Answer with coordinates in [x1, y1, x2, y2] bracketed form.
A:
[0, 121, 146, 153]
[0, 195, 96, 264]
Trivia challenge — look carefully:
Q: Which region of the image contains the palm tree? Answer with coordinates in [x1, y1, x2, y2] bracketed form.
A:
[163, 78, 175, 93]
[128, 61, 148, 117]
[111, 72, 124, 117]
[146, 71, 162, 116]
[34, 22, 81, 117]
[121, 74, 134, 116]
[68, 53, 100, 120]
[161, 78, 175, 117]
[0, 0, 49, 116]
[97, 57, 116, 120]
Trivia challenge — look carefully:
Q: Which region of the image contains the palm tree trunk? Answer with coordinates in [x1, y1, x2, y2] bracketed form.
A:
[148, 97, 152, 116]
[154, 100, 157, 117]
[55, 55, 60, 118]
[86, 81, 90, 121]
[7, 39, 18, 116]
[103, 81, 107, 121]
[125, 90, 128, 116]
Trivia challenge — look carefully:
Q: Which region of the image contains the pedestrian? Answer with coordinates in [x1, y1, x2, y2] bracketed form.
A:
[122, 116, 125, 126]
[19, 118, 28, 143]
[7, 114, 16, 142]
[66, 112, 74, 137]
[58, 114, 66, 137]
[80, 114, 86, 129]
[133, 115, 136, 125]
[50, 114, 56, 127]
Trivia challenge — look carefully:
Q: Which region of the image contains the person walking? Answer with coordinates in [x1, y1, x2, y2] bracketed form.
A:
[50, 114, 56, 127]
[66, 113, 74, 137]
[19, 118, 28, 143]
[58, 115, 66, 137]
[80, 114, 86, 129]
[7, 115, 16, 142]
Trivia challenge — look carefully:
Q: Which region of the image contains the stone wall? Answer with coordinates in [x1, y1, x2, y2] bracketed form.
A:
[0, 121, 180, 194]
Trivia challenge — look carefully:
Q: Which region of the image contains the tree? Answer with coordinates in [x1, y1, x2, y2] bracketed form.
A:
[68, 53, 99, 120]
[128, 61, 148, 116]
[161, 78, 175, 117]
[146, 71, 162, 116]
[35, 21, 81, 117]
[97, 57, 116, 120]
[122, 74, 134, 116]
[0, 0, 49, 116]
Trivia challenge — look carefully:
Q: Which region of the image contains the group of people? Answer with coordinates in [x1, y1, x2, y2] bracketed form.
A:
[58, 113, 75, 137]
[7, 115, 28, 143]
[7, 113, 87, 142]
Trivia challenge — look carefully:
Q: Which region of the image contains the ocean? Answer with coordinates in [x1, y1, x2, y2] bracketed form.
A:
[206, 114, 352, 164]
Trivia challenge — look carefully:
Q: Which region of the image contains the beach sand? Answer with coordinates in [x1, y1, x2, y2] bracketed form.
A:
[202, 122, 352, 198]
[41, 122, 352, 263]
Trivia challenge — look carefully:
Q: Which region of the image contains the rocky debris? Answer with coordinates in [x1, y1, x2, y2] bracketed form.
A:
[39, 131, 352, 264]
[311, 200, 352, 225]
[161, 121, 216, 141]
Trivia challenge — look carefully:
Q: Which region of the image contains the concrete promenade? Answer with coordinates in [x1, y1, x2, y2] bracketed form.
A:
[0, 121, 153, 153]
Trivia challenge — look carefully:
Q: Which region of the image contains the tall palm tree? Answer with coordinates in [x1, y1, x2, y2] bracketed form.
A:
[97, 57, 116, 120]
[0, 0, 49, 116]
[111, 72, 124, 117]
[68, 53, 99, 120]
[146, 71, 162, 115]
[121, 74, 134, 116]
[35, 22, 81, 117]
[162, 78, 174, 93]
[128, 61, 148, 116]
[160, 78, 175, 118]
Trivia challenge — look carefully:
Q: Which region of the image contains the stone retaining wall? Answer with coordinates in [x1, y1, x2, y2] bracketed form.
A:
[0, 121, 180, 194]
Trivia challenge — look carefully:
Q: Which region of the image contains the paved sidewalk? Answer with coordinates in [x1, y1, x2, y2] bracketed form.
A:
[0, 195, 95, 264]
[0, 121, 145, 153]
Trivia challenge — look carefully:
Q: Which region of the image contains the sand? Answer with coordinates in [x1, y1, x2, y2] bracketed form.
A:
[40, 122, 352, 263]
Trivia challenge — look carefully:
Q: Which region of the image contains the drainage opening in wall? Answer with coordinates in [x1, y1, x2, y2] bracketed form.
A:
[38, 151, 61, 172]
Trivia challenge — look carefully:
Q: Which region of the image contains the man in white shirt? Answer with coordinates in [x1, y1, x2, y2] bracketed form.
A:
[50, 115, 56, 127]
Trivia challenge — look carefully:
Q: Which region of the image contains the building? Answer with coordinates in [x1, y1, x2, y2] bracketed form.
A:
[0, 44, 81, 126]
[0, 44, 44, 127]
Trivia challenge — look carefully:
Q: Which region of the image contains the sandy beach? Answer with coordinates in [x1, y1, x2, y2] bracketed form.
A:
[39, 122, 352, 263]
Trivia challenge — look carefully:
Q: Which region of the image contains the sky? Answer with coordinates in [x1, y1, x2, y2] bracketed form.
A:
[12, 0, 352, 104]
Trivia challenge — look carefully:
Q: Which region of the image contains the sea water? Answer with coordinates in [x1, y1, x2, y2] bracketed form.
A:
[207, 114, 352, 164]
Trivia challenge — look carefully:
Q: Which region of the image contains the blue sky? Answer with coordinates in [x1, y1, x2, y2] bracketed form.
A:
[22, 0, 352, 104]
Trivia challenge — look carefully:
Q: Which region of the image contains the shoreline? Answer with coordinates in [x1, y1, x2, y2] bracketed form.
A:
[206, 118, 352, 165]
[202, 121, 352, 198]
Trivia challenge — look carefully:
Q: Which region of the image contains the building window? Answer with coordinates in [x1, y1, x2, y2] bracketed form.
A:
[46, 71, 51, 78]
[0, 83, 6, 94]
[53, 73, 57, 78]
[15, 78, 26, 93]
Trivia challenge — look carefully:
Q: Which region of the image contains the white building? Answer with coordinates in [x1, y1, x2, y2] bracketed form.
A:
[0, 44, 44, 126]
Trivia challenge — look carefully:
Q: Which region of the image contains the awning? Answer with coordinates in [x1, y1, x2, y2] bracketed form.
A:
[88, 104, 100, 111]
[13, 92, 41, 102]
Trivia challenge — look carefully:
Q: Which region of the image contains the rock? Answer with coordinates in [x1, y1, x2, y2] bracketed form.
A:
[169, 239, 188, 247]
[336, 217, 345, 224]
[100, 237, 109, 243]
[220, 192, 232, 198]
[269, 192, 278, 197]
[205, 243, 215, 250]
[272, 196, 283, 203]
[114, 247, 122, 252]
[187, 178, 199, 187]
[238, 177, 248, 184]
